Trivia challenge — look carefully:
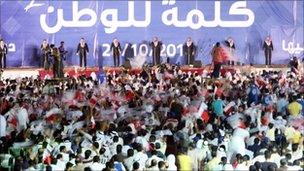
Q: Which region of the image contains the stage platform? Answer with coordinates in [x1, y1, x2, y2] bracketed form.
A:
[0, 65, 290, 80]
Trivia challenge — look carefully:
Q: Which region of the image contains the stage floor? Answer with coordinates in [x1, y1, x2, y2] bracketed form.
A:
[1, 65, 290, 79]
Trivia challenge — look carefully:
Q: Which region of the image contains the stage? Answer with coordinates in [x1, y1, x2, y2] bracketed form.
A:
[0, 65, 291, 80]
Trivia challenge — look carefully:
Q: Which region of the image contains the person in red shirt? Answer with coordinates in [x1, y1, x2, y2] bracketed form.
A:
[211, 42, 226, 78]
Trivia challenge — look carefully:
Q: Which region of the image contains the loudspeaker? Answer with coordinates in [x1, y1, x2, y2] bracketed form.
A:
[193, 60, 202, 68]
[123, 60, 131, 69]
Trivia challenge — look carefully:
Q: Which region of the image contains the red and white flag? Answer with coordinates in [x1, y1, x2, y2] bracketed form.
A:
[224, 101, 235, 115]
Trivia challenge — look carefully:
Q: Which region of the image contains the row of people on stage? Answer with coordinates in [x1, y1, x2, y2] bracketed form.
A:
[39, 37, 197, 68]
[39, 36, 273, 68]
[209, 38, 276, 78]
[0, 36, 274, 69]
[209, 36, 273, 78]
[150, 37, 196, 66]
[223, 36, 274, 66]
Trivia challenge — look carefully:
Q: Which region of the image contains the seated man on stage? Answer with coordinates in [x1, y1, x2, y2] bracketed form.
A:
[183, 37, 196, 65]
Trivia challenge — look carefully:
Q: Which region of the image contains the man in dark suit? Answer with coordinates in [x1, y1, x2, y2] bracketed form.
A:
[0, 39, 8, 69]
[76, 38, 89, 68]
[150, 37, 162, 66]
[110, 38, 122, 67]
[183, 37, 196, 65]
[263, 36, 274, 66]
[41, 39, 50, 70]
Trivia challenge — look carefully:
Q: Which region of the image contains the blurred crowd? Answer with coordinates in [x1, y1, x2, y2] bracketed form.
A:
[0, 64, 303, 171]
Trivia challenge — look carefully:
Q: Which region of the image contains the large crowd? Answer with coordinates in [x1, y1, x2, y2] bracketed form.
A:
[0, 64, 303, 171]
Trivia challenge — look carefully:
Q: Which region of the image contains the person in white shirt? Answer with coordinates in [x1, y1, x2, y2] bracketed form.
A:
[269, 148, 282, 166]
[50, 158, 64, 171]
[90, 156, 106, 171]
[145, 159, 159, 171]
[122, 144, 132, 157]
[99, 147, 110, 165]
[290, 143, 303, 163]
[133, 145, 148, 169]
[166, 154, 177, 171]
[196, 140, 211, 161]
[123, 149, 135, 171]
[16, 107, 29, 132]
[216, 145, 227, 159]
[187, 142, 205, 170]
[128, 161, 140, 171]
[59, 146, 70, 163]
[109, 135, 124, 154]
[221, 157, 233, 170]
[227, 127, 249, 161]
[56, 154, 66, 170]
[215, 157, 234, 170]
[135, 135, 150, 151]
[145, 151, 164, 168]
[287, 160, 302, 171]
[235, 156, 249, 171]
[82, 149, 93, 167]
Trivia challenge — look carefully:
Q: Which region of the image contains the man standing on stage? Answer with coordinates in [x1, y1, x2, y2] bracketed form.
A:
[150, 37, 162, 66]
[110, 38, 122, 67]
[224, 37, 236, 65]
[211, 42, 225, 78]
[76, 38, 89, 68]
[52, 47, 64, 78]
[0, 39, 8, 69]
[59, 41, 67, 61]
[183, 37, 196, 65]
[263, 36, 273, 66]
[59, 41, 67, 74]
[41, 39, 50, 70]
